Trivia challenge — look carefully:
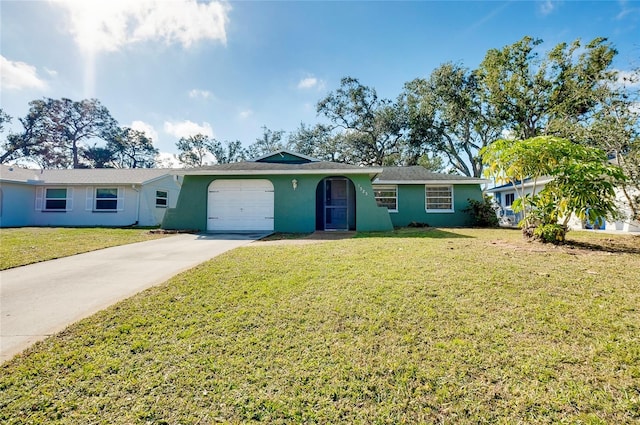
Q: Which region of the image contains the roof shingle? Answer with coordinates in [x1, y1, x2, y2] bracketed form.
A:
[0, 164, 172, 185]
[374, 166, 487, 183]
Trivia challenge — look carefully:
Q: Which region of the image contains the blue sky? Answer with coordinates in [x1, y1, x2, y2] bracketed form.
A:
[1, 0, 639, 166]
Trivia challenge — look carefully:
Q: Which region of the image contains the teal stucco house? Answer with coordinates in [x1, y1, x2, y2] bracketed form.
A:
[162, 151, 487, 233]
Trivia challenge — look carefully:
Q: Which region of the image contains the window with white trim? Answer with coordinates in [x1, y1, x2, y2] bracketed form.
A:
[373, 185, 398, 212]
[44, 188, 69, 211]
[505, 193, 515, 207]
[156, 190, 168, 208]
[425, 185, 453, 212]
[95, 188, 119, 210]
[86, 187, 123, 212]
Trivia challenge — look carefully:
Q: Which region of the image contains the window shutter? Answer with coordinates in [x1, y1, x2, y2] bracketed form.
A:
[117, 187, 124, 211]
[86, 187, 94, 211]
[66, 187, 73, 211]
[35, 187, 44, 211]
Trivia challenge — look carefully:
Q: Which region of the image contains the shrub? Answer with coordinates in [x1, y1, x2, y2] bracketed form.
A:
[408, 221, 430, 228]
[463, 196, 499, 227]
[532, 223, 568, 244]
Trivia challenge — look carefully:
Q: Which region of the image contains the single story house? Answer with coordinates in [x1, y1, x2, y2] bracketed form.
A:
[1, 151, 487, 232]
[488, 177, 640, 232]
[0, 164, 182, 228]
[161, 151, 487, 233]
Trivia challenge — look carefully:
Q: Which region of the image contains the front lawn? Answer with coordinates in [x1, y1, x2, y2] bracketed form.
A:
[1, 228, 639, 423]
[0, 227, 168, 270]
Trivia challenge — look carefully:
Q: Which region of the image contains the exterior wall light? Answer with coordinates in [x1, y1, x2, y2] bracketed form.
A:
[292, 179, 298, 190]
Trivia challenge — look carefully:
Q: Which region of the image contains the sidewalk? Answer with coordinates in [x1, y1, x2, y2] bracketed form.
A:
[1, 233, 264, 363]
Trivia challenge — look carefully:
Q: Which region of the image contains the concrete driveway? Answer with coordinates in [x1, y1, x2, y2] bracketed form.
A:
[0, 233, 264, 363]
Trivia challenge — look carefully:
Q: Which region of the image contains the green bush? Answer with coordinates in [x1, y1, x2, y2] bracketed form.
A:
[463, 196, 499, 227]
[532, 223, 568, 244]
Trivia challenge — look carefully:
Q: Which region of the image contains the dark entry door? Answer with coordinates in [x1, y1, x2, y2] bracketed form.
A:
[324, 178, 348, 230]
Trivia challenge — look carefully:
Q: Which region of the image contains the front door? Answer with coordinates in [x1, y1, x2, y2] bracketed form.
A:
[324, 178, 348, 230]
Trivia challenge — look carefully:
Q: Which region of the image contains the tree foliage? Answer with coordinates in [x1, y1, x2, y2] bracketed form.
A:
[583, 67, 640, 221]
[288, 123, 345, 162]
[403, 63, 501, 176]
[317, 77, 407, 166]
[482, 136, 626, 242]
[176, 134, 216, 167]
[107, 127, 158, 168]
[176, 134, 247, 167]
[477, 36, 617, 140]
[83, 145, 116, 168]
[210, 140, 247, 164]
[1, 98, 118, 168]
[0, 109, 11, 135]
[246, 126, 286, 159]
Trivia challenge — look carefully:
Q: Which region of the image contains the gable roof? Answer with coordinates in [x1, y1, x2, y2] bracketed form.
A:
[251, 150, 319, 164]
[0, 164, 174, 185]
[374, 166, 488, 184]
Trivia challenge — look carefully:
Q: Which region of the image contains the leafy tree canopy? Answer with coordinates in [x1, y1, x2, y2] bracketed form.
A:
[246, 126, 286, 159]
[175, 134, 247, 167]
[481, 136, 626, 242]
[1, 98, 118, 168]
[403, 63, 502, 177]
[107, 127, 158, 168]
[317, 77, 407, 166]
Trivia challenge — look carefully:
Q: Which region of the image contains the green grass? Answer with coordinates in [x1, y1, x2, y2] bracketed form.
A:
[1, 228, 639, 423]
[0, 227, 168, 270]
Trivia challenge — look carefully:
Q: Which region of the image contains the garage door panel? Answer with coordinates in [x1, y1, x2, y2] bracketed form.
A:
[207, 179, 274, 231]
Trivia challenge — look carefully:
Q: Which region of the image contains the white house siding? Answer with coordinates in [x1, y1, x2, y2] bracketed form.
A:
[490, 182, 640, 233]
[607, 187, 640, 232]
[31, 186, 140, 227]
[0, 182, 35, 227]
[493, 185, 543, 227]
[136, 176, 181, 227]
[0, 165, 183, 228]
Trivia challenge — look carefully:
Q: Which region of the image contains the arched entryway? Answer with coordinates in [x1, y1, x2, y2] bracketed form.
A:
[315, 177, 356, 231]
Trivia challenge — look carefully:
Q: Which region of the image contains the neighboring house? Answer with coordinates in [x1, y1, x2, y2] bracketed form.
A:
[0, 164, 181, 228]
[488, 177, 640, 232]
[487, 177, 552, 227]
[162, 150, 487, 233]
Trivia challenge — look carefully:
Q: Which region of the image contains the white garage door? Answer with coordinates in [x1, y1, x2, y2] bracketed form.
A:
[207, 179, 274, 231]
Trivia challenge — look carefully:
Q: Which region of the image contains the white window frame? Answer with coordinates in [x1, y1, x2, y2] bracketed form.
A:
[505, 193, 515, 207]
[86, 187, 124, 212]
[425, 185, 454, 213]
[36, 187, 73, 212]
[373, 185, 398, 213]
[95, 188, 119, 211]
[155, 190, 169, 208]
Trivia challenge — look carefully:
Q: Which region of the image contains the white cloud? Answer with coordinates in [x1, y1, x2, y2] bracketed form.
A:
[55, 0, 230, 53]
[155, 151, 184, 168]
[297, 76, 325, 90]
[130, 120, 159, 142]
[615, 0, 640, 20]
[0, 55, 47, 90]
[614, 69, 640, 88]
[238, 109, 253, 120]
[538, 0, 557, 16]
[164, 120, 214, 138]
[298, 77, 318, 89]
[189, 89, 213, 99]
[43, 67, 58, 77]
